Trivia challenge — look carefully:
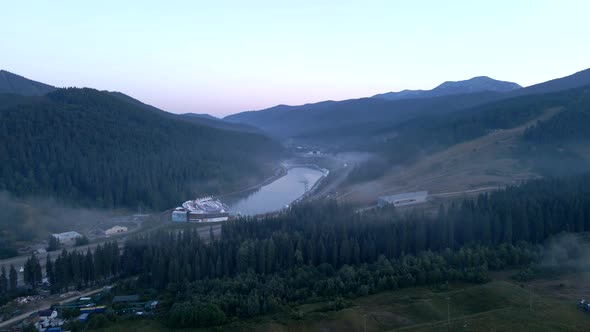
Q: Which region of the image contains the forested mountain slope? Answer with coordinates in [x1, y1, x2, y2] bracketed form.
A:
[0, 88, 283, 210]
[342, 85, 590, 196]
[524, 86, 590, 143]
[0, 70, 56, 96]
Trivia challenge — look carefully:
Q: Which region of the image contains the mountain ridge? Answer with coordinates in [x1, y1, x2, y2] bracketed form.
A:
[372, 76, 521, 100]
[224, 68, 590, 141]
[0, 69, 57, 96]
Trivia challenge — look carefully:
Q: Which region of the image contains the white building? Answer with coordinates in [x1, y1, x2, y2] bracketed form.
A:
[52, 231, 83, 245]
[105, 225, 128, 235]
[378, 191, 428, 207]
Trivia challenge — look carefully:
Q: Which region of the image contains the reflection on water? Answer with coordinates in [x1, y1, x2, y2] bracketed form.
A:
[226, 167, 324, 216]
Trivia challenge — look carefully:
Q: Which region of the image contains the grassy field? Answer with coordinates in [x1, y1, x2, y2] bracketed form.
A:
[91, 271, 590, 331]
[242, 276, 589, 332]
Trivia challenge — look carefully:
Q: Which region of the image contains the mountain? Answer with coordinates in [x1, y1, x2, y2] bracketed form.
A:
[225, 69, 590, 143]
[0, 87, 283, 210]
[225, 91, 506, 140]
[183, 113, 219, 121]
[180, 113, 263, 134]
[372, 76, 521, 100]
[0, 70, 57, 96]
[510, 68, 590, 97]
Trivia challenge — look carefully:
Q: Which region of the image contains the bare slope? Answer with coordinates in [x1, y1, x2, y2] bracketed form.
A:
[340, 107, 565, 205]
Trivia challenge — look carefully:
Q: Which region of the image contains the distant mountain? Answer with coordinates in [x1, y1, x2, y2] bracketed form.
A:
[226, 69, 590, 143]
[0, 70, 57, 96]
[0, 70, 264, 136]
[372, 76, 521, 100]
[106, 92, 263, 134]
[183, 113, 219, 121]
[180, 113, 263, 134]
[225, 91, 505, 140]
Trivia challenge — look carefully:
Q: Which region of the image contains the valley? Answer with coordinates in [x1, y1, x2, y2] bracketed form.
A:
[2, 68, 590, 331]
[3, 3, 590, 331]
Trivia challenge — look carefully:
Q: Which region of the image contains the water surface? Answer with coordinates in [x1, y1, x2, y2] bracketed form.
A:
[226, 167, 324, 216]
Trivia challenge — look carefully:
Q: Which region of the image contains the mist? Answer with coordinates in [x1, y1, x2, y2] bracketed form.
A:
[538, 233, 590, 272]
[0, 191, 122, 249]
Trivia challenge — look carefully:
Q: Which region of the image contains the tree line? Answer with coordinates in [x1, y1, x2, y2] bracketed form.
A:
[0, 265, 18, 302]
[115, 172, 590, 327]
[524, 89, 590, 143]
[11, 172, 590, 327]
[0, 241, 121, 306]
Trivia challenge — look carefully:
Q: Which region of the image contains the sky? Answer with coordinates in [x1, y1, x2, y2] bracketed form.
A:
[1, 1, 589, 116]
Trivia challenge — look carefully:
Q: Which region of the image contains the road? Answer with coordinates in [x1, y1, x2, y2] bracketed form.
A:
[0, 223, 222, 286]
[0, 287, 104, 329]
[429, 186, 503, 198]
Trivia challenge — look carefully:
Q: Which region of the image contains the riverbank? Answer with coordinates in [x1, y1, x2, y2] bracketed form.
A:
[225, 165, 326, 216]
[214, 162, 329, 202]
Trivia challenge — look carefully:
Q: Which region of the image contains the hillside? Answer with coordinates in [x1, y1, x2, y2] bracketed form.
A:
[0, 70, 57, 96]
[511, 68, 590, 97]
[339, 84, 590, 205]
[0, 88, 283, 210]
[225, 91, 504, 140]
[372, 76, 521, 100]
[225, 69, 590, 145]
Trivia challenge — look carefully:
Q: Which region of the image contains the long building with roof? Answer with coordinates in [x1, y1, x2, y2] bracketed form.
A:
[377, 191, 428, 207]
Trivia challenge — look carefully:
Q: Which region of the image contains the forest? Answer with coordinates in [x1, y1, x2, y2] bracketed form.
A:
[6, 172, 590, 328]
[0, 88, 283, 210]
[347, 85, 590, 183]
[524, 88, 590, 143]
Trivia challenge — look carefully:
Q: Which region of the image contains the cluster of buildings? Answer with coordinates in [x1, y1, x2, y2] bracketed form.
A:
[171, 197, 230, 223]
[51, 225, 128, 246]
[29, 289, 158, 331]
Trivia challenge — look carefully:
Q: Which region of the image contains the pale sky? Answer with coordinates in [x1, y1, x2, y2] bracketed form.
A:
[1, 0, 589, 116]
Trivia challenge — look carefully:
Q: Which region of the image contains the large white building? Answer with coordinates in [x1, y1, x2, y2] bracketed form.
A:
[172, 197, 229, 223]
[378, 191, 428, 207]
[52, 231, 83, 245]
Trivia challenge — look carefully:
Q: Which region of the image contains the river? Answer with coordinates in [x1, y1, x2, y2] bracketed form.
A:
[225, 166, 325, 216]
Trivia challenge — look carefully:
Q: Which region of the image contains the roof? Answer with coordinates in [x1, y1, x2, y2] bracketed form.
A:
[113, 295, 140, 303]
[52, 231, 82, 239]
[106, 225, 127, 230]
[38, 309, 53, 317]
[379, 191, 428, 203]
